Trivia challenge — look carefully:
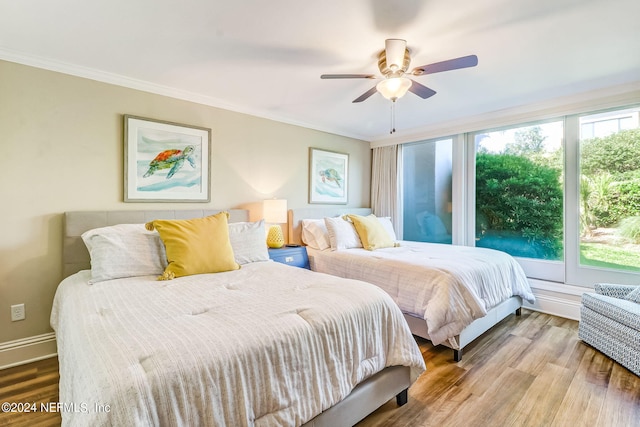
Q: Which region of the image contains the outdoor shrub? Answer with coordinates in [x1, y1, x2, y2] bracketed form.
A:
[580, 129, 640, 227]
[581, 129, 640, 176]
[592, 179, 640, 226]
[476, 153, 563, 259]
[618, 216, 640, 244]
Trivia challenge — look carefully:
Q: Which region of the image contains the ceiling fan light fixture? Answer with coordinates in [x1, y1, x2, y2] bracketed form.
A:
[376, 77, 412, 101]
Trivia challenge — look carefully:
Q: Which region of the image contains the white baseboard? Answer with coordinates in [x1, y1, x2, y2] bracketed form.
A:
[0, 332, 57, 370]
[524, 279, 584, 321]
[524, 293, 582, 320]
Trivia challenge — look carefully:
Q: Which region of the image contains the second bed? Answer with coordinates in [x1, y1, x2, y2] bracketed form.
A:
[289, 207, 535, 361]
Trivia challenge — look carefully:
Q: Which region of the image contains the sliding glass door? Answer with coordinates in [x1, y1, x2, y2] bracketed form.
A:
[402, 138, 453, 243]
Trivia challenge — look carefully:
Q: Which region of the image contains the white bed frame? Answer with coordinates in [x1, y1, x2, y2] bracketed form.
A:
[62, 209, 412, 426]
[289, 207, 522, 362]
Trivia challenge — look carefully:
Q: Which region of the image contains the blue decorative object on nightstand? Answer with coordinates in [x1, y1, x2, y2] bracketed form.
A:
[268, 246, 310, 269]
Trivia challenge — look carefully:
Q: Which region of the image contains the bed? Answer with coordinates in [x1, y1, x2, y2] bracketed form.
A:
[289, 207, 535, 361]
[52, 209, 426, 427]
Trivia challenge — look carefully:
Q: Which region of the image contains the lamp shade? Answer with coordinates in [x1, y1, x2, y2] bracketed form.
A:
[376, 77, 412, 101]
[263, 199, 287, 248]
[263, 199, 287, 223]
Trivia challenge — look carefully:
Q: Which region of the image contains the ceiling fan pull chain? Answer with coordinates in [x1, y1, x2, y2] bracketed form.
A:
[390, 100, 396, 134]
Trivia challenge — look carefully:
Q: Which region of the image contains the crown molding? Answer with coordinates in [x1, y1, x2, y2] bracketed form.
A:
[0, 48, 369, 142]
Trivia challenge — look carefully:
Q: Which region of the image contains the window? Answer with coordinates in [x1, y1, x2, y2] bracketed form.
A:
[397, 103, 640, 287]
[473, 121, 564, 261]
[402, 138, 453, 243]
[578, 108, 640, 273]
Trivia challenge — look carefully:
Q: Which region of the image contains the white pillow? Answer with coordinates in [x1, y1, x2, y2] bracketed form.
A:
[377, 216, 397, 241]
[301, 219, 330, 250]
[228, 220, 270, 264]
[324, 216, 363, 250]
[81, 224, 167, 284]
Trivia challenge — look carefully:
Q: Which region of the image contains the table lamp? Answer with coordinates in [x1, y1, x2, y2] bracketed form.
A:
[263, 199, 287, 248]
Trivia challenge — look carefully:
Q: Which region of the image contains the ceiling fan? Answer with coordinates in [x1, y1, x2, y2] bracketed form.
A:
[321, 39, 478, 104]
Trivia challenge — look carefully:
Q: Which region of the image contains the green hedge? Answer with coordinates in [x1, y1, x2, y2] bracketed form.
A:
[476, 153, 563, 259]
[581, 129, 640, 227]
[581, 129, 640, 177]
[592, 179, 640, 226]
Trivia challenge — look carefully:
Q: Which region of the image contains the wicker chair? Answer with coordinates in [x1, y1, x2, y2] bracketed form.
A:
[579, 283, 640, 376]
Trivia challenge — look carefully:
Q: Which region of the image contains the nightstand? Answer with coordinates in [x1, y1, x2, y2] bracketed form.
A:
[268, 246, 310, 269]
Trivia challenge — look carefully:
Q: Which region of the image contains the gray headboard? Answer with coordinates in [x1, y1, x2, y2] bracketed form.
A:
[63, 209, 249, 278]
[288, 207, 372, 245]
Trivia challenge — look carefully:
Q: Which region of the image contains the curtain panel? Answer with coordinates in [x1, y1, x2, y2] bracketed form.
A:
[371, 145, 401, 236]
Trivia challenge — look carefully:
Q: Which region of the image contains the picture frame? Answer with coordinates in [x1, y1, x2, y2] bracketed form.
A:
[309, 147, 349, 204]
[124, 115, 211, 202]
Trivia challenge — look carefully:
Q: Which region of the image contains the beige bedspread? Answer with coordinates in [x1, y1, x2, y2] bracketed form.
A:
[50, 261, 425, 426]
[308, 241, 534, 346]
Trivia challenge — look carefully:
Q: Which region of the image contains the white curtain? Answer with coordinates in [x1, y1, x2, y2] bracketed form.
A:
[371, 145, 401, 236]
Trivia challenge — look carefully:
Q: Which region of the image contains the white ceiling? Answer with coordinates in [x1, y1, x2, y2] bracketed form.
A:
[1, 0, 639, 142]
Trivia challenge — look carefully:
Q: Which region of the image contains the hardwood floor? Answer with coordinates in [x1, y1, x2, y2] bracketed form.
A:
[1, 310, 638, 427]
[357, 309, 640, 427]
[0, 356, 60, 427]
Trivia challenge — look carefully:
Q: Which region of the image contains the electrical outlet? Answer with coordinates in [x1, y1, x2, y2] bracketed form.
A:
[11, 303, 25, 321]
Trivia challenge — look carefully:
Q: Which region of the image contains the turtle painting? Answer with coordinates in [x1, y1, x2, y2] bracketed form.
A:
[143, 145, 196, 179]
[319, 168, 342, 188]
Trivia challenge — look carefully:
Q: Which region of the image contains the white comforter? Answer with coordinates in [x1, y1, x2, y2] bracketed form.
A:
[308, 241, 534, 347]
[50, 261, 425, 427]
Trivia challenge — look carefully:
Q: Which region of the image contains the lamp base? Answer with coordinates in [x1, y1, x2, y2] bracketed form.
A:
[267, 225, 284, 248]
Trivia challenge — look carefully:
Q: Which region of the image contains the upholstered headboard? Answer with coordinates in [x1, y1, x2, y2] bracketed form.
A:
[288, 207, 372, 245]
[63, 209, 249, 278]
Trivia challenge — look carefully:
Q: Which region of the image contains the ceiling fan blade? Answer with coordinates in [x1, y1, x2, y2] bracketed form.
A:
[411, 55, 478, 76]
[408, 80, 437, 99]
[321, 74, 376, 79]
[352, 86, 378, 103]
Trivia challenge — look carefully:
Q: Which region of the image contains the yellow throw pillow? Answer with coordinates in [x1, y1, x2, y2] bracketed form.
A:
[346, 214, 395, 250]
[145, 212, 240, 279]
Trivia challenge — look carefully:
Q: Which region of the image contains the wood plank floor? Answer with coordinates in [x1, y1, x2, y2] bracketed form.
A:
[357, 309, 640, 427]
[1, 309, 638, 426]
[0, 356, 60, 427]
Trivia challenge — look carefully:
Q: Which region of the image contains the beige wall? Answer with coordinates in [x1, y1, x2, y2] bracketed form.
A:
[0, 60, 371, 344]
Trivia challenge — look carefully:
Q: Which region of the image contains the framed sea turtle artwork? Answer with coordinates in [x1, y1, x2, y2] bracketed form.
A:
[124, 115, 211, 202]
[309, 147, 348, 204]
